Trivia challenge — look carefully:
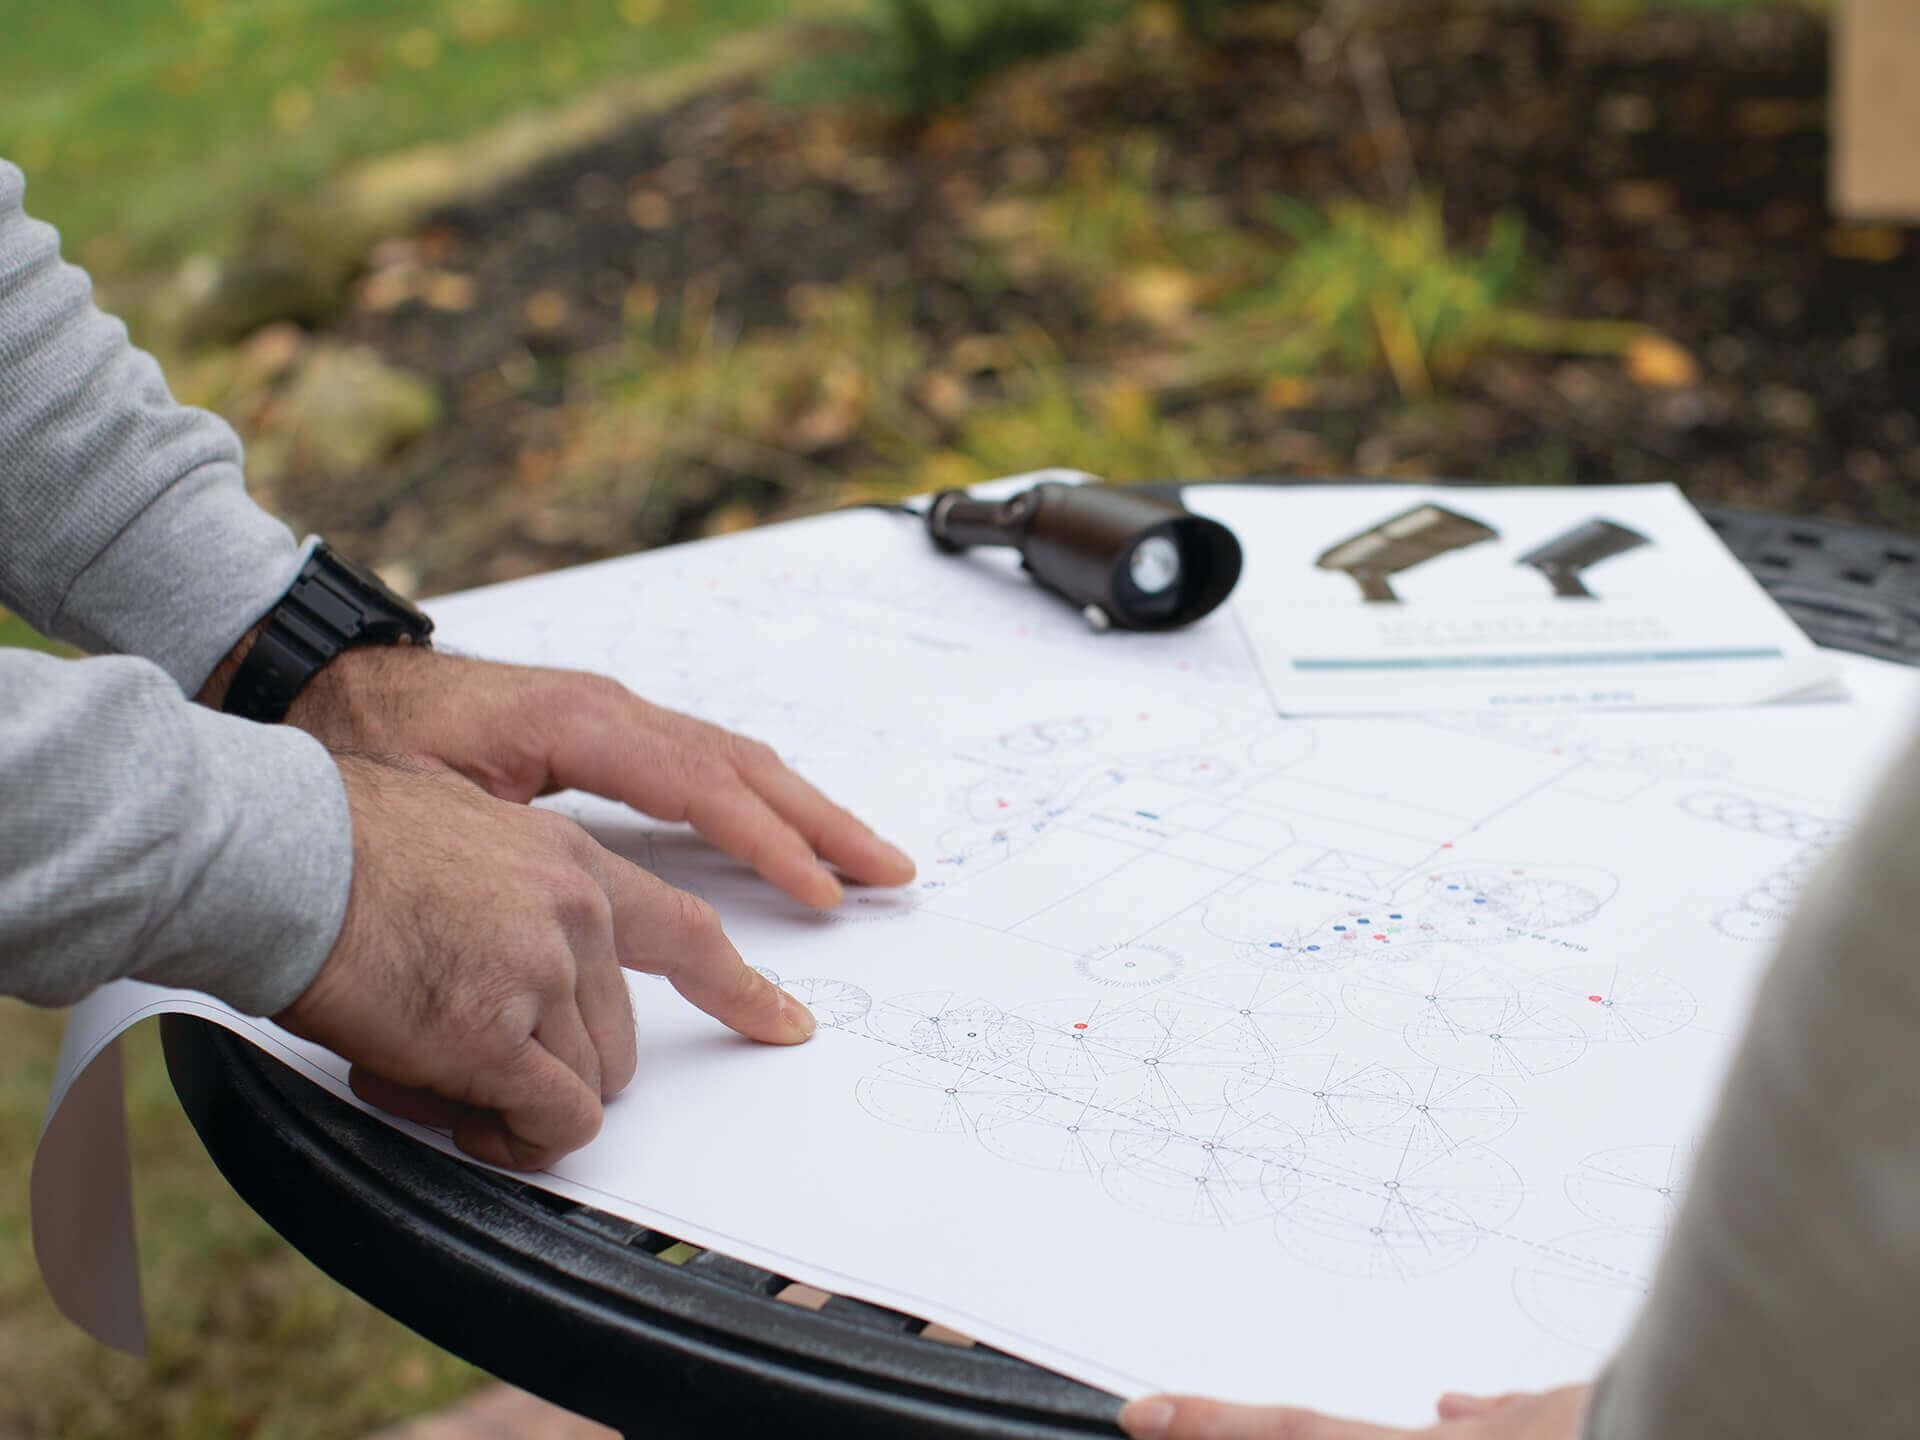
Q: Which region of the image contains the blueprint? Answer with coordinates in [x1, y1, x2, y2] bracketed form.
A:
[37, 494, 1920, 1422]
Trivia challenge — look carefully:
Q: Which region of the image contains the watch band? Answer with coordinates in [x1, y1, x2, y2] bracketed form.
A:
[222, 543, 433, 723]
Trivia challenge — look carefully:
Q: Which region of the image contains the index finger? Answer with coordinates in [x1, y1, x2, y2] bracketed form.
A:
[569, 691, 915, 890]
[599, 853, 816, 1045]
[722, 733, 918, 889]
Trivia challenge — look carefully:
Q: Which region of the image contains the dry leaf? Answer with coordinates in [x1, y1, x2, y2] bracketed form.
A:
[1625, 333, 1699, 389]
[1826, 226, 1906, 264]
[1117, 267, 1197, 332]
[627, 190, 673, 231]
[422, 270, 477, 312]
[523, 290, 570, 332]
[1262, 375, 1315, 410]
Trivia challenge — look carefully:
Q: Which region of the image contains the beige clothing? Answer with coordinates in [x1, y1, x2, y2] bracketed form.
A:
[1587, 724, 1920, 1435]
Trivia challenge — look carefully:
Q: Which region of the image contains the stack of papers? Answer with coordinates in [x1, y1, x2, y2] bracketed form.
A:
[36, 482, 1916, 1423]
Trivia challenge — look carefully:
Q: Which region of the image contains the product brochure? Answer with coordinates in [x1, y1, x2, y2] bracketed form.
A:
[1189, 483, 1839, 714]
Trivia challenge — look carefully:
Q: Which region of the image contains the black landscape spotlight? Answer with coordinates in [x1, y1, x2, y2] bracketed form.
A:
[925, 480, 1243, 631]
[1315, 503, 1499, 603]
[1518, 518, 1651, 599]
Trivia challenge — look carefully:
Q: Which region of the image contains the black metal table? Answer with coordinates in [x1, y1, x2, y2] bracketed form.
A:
[163, 492, 1920, 1440]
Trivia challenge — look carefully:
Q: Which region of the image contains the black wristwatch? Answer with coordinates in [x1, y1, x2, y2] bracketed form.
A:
[222, 542, 434, 723]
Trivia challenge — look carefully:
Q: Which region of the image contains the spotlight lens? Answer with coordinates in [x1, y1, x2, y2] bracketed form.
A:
[1128, 535, 1182, 595]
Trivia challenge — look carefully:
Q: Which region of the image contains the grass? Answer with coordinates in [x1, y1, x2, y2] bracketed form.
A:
[0, 612, 68, 655]
[539, 166, 1665, 519]
[0, 0, 843, 277]
[778, 0, 1119, 119]
[1199, 197, 1530, 399]
[0, 1006, 483, 1439]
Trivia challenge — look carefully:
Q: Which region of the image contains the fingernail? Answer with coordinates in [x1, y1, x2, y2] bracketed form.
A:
[881, 841, 916, 874]
[1119, 1399, 1175, 1438]
[813, 865, 845, 906]
[781, 991, 818, 1040]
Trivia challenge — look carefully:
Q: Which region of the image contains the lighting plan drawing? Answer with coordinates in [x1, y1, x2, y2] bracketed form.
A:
[45, 501, 1920, 1423]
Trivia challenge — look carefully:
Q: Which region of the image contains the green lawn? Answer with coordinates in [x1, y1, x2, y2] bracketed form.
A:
[0, 612, 65, 654]
[0, 0, 839, 276]
[0, 1006, 484, 1439]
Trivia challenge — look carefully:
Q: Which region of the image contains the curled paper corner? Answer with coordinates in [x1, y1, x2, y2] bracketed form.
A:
[32, 1031, 146, 1355]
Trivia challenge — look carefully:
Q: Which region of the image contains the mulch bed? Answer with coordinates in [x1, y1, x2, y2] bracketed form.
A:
[292, 1, 1920, 593]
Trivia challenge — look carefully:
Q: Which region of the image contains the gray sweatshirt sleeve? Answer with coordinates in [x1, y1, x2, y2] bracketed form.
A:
[0, 157, 309, 692]
[1, 648, 350, 1014]
[1583, 720, 1920, 1437]
[0, 155, 352, 1013]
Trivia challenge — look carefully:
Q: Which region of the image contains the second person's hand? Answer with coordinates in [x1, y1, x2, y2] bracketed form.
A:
[1117, 1385, 1590, 1440]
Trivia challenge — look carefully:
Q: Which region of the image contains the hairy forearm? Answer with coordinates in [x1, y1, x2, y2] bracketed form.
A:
[196, 632, 441, 750]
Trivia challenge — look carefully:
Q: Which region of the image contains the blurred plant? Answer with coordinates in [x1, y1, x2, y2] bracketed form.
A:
[1184, 195, 1692, 401]
[782, 0, 1121, 119]
[1187, 196, 1529, 398]
[1158, 0, 1284, 41]
[879, 330, 1220, 494]
[0, 608, 69, 654]
[1578, 0, 1825, 23]
[549, 284, 937, 537]
[969, 135, 1259, 328]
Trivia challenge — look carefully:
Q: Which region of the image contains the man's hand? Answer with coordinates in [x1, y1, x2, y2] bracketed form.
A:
[1117, 1386, 1590, 1440]
[278, 754, 816, 1171]
[279, 647, 916, 907]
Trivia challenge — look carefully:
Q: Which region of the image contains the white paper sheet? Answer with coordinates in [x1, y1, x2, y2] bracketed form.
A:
[1190, 483, 1837, 714]
[35, 500, 1920, 1422]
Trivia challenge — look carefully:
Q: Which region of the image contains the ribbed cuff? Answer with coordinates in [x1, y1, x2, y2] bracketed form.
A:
[135, 706, 353, 1016]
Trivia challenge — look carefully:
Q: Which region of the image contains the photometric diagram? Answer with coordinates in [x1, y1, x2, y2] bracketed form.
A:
[1677, 790, 1839, 942]
[1276, 1136, 1526, 1281]
[797, 696, 1715, 1296]
[1512, 1144, 1691, 1350]
[467, 513, 1822, 1374]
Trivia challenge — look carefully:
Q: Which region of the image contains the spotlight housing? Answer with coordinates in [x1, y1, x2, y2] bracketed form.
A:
[925, 481, 1243, 631]
[1516, 518, 1651, 599]
[1315, 503, 1500, 603]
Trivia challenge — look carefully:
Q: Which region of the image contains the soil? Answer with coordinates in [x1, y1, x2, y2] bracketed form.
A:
[283, 2, 1920, 595]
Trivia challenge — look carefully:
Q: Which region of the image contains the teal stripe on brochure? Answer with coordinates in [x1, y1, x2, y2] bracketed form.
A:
[1292, 647, 1786, 672]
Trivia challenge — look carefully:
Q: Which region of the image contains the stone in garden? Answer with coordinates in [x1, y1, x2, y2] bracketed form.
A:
[276, 346, 441, 474]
